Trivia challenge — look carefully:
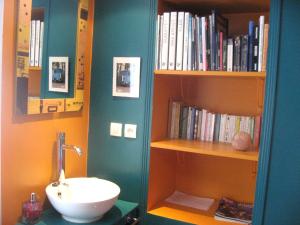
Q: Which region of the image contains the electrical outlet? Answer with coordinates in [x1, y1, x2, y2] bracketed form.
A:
[124, 124, 137, 139]
[110, 122, 122, 137]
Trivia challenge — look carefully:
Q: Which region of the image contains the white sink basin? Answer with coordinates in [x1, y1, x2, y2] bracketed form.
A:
[46, 177, 120, 223]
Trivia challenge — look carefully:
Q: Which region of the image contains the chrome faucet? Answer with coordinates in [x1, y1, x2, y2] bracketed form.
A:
[57, 132, 82, 181]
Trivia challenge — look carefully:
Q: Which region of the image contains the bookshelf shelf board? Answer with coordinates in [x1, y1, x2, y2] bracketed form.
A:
[29, 66, 42, 71]
[151, 139, 259, 162]
[154, 70, 266, 79]
[148, 200, 236, 225]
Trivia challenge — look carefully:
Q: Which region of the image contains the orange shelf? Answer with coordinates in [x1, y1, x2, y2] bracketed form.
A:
[29, 66, 42, 71]
[151, 139, 259, 162]
[154, 70, 266, 79]
[148, 200, 236, 225]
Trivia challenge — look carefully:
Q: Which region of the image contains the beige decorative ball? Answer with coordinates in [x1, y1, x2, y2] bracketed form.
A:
[231, 131, 252, 151]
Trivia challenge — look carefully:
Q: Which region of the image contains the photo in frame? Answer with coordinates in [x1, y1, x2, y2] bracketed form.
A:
[49, 56, 69, 93]
[112, 57, 141, 98]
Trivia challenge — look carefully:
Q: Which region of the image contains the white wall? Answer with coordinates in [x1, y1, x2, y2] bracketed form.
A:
[0, 0, 3, 223]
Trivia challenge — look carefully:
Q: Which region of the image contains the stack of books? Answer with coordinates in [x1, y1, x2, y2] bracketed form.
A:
[29, 20, 44, 67]
[155, 10, 269, 72]
[168, 101, 261, 147]
[214, 197, 253, 224]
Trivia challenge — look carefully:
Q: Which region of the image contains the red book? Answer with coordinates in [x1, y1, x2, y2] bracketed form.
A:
[253, 116, 262, 149]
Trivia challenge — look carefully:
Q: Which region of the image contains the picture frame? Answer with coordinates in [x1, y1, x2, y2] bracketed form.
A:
[49, 56, 69, 93]
[112, 57, 141, 98]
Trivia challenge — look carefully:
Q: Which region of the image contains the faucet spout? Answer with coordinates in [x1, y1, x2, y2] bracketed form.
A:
[57, 132, 82, 181]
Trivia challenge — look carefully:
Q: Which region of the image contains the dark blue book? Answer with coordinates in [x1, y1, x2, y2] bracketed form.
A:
[213, 114, 221, 142]
[241, 35, 249, 71]
[189, 107, 196, 140]
[248, 21, 255, 71]
[180, 106, 189, 139]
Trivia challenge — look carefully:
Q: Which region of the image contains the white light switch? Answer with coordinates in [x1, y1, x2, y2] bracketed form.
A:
[110, 122, 122, 137]
[124, 124, 137, 139]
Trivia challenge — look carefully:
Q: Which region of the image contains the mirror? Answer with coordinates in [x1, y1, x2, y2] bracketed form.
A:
[15, 0, 89, 114]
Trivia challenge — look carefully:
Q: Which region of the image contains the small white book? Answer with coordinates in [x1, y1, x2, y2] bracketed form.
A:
[161, 12, 170, 70]
[34, 20, 41, 67]
[30, 20, 36, 67]
[168, 12, 177, 70]
[258, 15, 265, 72]
[154, 15, 161, 70]
[39, 21, 44, 67]
[175, 12, 185, 70]
[182, 12, 190, 71]
[227, 38, 233, 72]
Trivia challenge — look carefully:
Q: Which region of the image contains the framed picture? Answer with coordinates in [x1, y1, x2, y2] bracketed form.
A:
[49, 57, 69, 93]
[112, 57, 141, 98]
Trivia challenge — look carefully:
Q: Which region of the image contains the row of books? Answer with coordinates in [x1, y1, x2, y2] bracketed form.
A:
[155, 10, 269, 72]
[215, 197, 253, 224]
[29, 20, 44, 67]
[168, 101, 261, 148]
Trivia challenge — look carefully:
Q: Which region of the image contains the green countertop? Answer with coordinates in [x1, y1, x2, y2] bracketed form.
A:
[17, 200, 138, 225]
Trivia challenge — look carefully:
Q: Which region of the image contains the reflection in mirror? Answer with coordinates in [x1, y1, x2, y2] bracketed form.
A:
[15, 0, 89, 114]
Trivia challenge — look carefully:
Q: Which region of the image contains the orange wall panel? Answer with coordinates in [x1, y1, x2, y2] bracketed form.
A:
[1, 0, 94, 224]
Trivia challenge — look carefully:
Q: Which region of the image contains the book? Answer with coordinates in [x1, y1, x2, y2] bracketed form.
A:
[233, 36, 241, 72]
[253, 25, 259, 71]
[241, 35, 249, 71]
[180, 106, 189, 139]
[248, 21, 255, 71]
[30, 20, 36, 67]
[161, 13, 170, 70]
[201, 17, 207, 71]
[253, 116, 262, 149]
[183, 12, 190, 70]
[258, 15, 265, 72]
[196, 110, 202, 140]
[200, 109, 207, 141]
[168, 12, 177, 70]
[159, 15, 164, 70]
[187, 15, 193, 70]
[215, 197, 253, 224]
[176, 12, 185, 70]
[227, 38, 233, 72]
[34, 20, 41, 67]
[39, 21, 44, 67]
[262, 24, 269, 72]
[155, 15, 161, 70]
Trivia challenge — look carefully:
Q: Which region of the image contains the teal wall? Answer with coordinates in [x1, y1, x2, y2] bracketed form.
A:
[33, 0, 78, 99]
[259, 0, 300, 224]
[88, 0, 155, 210]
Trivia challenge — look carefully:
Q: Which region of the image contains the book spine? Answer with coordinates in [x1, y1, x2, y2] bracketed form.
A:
[219, 114, 227, 142]
[168, 12, 177, 70]
[34, 20, 41, 67]
[253, 25, 259, 71]
[216, 32, 220, 70]
[248, 20, 255, 71]
[224, 115, 230, 143]
[201, 17, 207, 71]
[241, 35, 249, 71]
[209, 113, 216, 142]
[219, 32, 223, 71]
[200, 109, 207, 141]
[187, 15, 193, 70]
[198, 18, 203, 70]
[222, 39, 227, 71]
[210, 12, 216, 70]
[196, 110, 202, 140]
[213, 114, 221, 142]
[262, 24, 269, 72]
[205, 112, 212, 141]
[174, 102, 181, 139]
[161, 13, 170, 70]
[250, 116, 255, 141]
[193, 109, 199, 140]
[190, 108, 196, 139]
[233, 36, 241, 72]
[181, 107, 188, 139]
[39, 22, 44, 67]
[176, 12, 185, 70]
[155, 15, 161, 70]
[258, 15, 265, 72]
[194, 16, 200, 71]
[30, 20, 36, 67]
[183, 13, 190, 71]
[206, 16, 211, 70]
[191, 17, 196, 70]
[187, 107, 192, 140]
[227, 38, 233, 72]
[159, 15, 164, 70]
